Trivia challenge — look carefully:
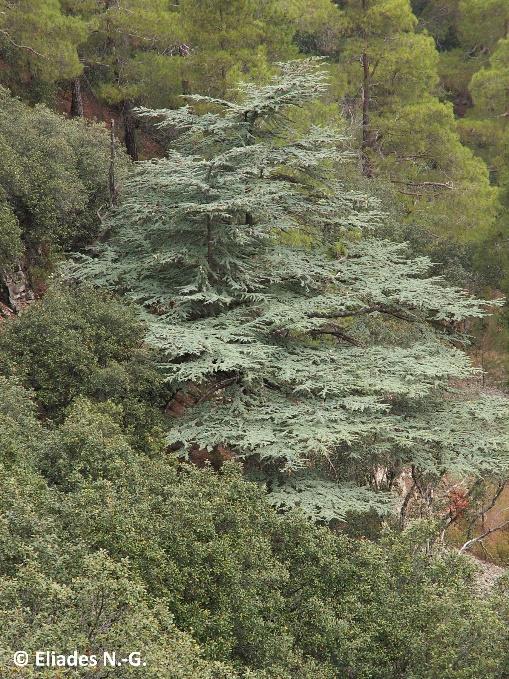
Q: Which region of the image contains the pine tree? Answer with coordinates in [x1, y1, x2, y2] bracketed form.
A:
[461, 38, 509, 199]
[415, 1, 509, 118]
[0, 0, 86, 99]
[429, 1, 509, 120]
[449, 0, 509, 196]
[454, 36, 509, 289]
[177, 0, 320, 97]
[408, 1, 509, 291]
[70, 60, 509, 520]
[458, 0, 509, 53]
[325, 0, 498, 244]
[61, 0, 182, 159]
[411, 0, 461, 50]
[293, 1, 496, 249]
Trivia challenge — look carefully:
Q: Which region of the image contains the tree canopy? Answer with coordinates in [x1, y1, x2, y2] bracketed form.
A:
[70, 60, 509, 520]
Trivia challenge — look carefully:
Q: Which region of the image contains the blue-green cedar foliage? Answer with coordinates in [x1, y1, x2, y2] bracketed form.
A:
[70, 60, 509, 520]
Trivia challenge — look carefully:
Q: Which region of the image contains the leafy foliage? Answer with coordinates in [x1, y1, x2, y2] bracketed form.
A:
[0, 387, 508, 679]
[0, 88, 129, 280]
[0, 287, 167, 452]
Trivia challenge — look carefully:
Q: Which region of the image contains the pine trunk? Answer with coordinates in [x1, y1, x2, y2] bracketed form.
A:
[109, 119, 118, 206]
[70, 78, 84, 118]
[361, 52, 373, 178]
[123, 101, 139, 161]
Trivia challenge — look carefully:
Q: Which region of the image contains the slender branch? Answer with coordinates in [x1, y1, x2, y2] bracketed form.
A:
[309, 304, 415, 323]
[311, 327, 361, 346]
[397, 189, 424, 197]
[411, 465, 425, 497]
[465, 480, 507, 539]
[361, 51, 373, 178]
[400, 481, 416, 528]
[480, 481, 506, 523]
[206, 215, 212, 268]
[96, 204, 107, 225]
[442, 478, 482, 532]
[310, 305, 376, 319]
[109, 119, 118, 207]
[0, 29, 46, 58]
[390, 179, 454, 190]
[195, 376, 238, 405]
[459, 519, 509, 554]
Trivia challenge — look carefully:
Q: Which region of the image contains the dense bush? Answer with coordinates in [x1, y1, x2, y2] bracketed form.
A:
[0, 373, 507, 677]
[0, 287, 168, 451]
[0, 87, 129, 278]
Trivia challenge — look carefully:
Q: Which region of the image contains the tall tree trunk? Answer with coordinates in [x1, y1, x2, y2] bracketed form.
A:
[70, 77, 84, 117]
[2, 263, 34, 312]
[206, 215, 213, 269]
[123, 101, 139, 161]
[109, 119, 118, 206]
[361, 51, 373, 178]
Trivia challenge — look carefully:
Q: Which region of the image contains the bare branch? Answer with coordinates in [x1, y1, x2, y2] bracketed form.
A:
[0, 29, 46, 58]
[459, 519, 509, 554]
[390, 179, 454, 191]
[311, 327, 362, 346]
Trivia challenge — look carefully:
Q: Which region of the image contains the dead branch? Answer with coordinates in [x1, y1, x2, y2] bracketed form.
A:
[0, 29, 46, 58]
[311, 327, 362, 346]
[459, 519, 509, 554]
[390, 179, 454, 190]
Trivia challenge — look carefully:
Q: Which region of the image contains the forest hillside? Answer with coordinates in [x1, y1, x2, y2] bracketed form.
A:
[1, 2, 509, 677]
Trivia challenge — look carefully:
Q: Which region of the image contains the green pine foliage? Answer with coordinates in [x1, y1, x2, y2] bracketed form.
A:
[0, 0, 86, 99]
[149, 0, 342, 100]
[70, 60, 509, 520]
[317, 0, 499, 244]
[60, 0, 183, 158]
[448, 21, 509, 288]
[62, 0, 182, 107]
[461, 38, 509, 210]
[457, 0, 509, 53]
[178, 0, 310, 96]
[410, 1, 509, 292]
